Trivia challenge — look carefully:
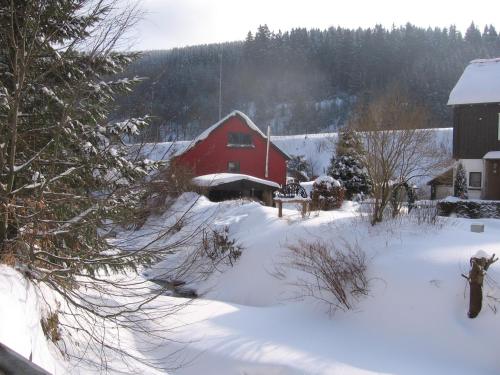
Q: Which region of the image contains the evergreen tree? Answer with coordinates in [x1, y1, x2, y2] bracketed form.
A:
[0, 1, 184, 368]
[327, 128, 371, 199]
[288, 155, 311, 181]
[454, 163, 469, 199]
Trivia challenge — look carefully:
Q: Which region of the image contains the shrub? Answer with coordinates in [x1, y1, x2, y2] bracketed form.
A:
[285, 239, 369, 313]
[41, 308, 62, 344]
[130, 163, 198, 228]
[310, 176, 345, 210]
[201, 226, 243, 267]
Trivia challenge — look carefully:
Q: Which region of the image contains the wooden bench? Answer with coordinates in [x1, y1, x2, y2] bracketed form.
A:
[274, 183, 311, 218]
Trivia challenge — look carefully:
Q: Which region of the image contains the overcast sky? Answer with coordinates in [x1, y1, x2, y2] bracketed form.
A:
[133, 0, 500, 51]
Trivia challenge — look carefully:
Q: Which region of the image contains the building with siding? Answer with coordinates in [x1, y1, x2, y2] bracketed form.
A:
[174, 111, 290, 204]
[448, 58, 500, 200]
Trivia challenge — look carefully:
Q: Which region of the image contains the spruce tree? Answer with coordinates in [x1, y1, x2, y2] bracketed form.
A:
[0, 2, 181, 368]
[454, 163, 469, 199]
[328, 128, 371, 199]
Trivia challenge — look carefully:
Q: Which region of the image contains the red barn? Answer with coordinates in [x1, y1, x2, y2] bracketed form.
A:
[174, 111, 290, 203]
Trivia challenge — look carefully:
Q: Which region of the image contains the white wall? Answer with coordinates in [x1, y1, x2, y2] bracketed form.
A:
[458, 159, 484, 199]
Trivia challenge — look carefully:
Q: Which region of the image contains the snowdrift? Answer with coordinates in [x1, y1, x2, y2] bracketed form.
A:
[117, 194, 500, 374]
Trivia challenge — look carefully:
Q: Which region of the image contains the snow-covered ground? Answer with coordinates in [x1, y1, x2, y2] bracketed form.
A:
[2, 193, 500, 374]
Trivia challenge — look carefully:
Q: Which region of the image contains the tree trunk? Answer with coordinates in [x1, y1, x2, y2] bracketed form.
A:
[465, 254, 497, 318]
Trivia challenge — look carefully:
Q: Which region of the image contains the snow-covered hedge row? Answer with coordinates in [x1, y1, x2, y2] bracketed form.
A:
[437, 200, 500, 219]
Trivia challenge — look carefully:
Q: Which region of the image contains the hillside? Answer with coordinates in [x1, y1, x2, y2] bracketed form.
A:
[116, 23, 500, 141]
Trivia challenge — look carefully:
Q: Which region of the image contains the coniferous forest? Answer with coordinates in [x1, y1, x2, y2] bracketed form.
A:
[115, 23, 500, 141]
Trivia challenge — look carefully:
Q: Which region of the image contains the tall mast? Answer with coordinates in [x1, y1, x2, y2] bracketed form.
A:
[265, 125, 270, 178]
[218, 45, 223, 120]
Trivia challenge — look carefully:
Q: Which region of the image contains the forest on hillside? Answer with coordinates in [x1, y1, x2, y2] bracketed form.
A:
[115, 23, 500, 141]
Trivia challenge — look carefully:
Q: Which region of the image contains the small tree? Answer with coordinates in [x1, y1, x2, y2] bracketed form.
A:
[287, 154, 311, 181]
[350, 86, 446, 225]
[454, 163, 469, 199]
[328, 128, 371, 199]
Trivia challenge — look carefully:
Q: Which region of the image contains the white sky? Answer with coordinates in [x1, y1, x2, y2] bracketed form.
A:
[133, 0, 500, 50]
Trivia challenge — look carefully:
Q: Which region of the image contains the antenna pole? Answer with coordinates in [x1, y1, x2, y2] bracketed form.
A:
[218, 46, 223, 120]
[265, 125, 270, 178]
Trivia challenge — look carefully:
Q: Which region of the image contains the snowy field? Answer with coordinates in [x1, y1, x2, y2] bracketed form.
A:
[2, 193, 500, 374]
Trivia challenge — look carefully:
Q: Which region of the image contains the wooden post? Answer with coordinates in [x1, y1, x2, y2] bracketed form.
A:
[278, 201, 283, 218]
[302, 202, 307, 218]
[463, 253, 498, 318]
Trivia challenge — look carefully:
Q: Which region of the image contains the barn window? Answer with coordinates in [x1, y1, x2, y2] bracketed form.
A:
[228, 132, 252, 147]
[227, 161, 240, 173]
[469, 172, 482, 188]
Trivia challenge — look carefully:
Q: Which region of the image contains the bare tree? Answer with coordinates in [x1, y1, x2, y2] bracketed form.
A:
[349, 86, 447, 225]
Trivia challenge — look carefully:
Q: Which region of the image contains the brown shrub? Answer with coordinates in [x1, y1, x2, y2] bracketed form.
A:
[310, 179, 345, 210]
[286, 239, 369, 313]
[41, 308, 62, 343]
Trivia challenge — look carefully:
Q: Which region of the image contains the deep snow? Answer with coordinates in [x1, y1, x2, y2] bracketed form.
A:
[2, 193, 500, 374]
[118, 194, 500, 375]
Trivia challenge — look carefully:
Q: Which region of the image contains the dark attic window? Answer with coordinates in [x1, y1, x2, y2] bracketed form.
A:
[227, 132, 253, 147]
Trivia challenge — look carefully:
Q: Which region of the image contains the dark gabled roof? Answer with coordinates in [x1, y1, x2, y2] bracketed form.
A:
[427, 168, 453, 186]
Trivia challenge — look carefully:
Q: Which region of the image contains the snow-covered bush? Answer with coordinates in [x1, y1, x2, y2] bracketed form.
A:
[310, 176, 345, 210]
[437, 200, 500, 219]
[285, 239, 369, 313]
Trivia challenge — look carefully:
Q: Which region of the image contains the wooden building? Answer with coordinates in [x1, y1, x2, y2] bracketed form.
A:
[174, 111, 290, 204]
[448, 58, 500, 200]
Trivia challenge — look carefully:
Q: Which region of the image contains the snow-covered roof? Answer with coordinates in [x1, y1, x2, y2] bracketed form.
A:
[448, 58, 500, 105]
[183, 110, 290, 159]
[192, 173, 281, 189]
[483, 151, 500, 159]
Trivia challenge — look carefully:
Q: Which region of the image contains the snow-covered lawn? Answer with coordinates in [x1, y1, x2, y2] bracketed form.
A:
[2, 194, 500, 374]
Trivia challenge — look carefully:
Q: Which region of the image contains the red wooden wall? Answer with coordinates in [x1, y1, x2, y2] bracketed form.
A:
[175, 114, 288, 186]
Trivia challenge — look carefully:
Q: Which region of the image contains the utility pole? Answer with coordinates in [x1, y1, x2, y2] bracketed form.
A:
[265, 125, 270, 178]
[218, 45, 223, 120]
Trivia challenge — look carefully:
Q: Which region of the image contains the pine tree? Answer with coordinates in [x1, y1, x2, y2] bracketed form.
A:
[454, 163, 469, 199]
[0, 1, 182, 368]
[288, 155, 311, 181]
[0, 0, 155, 274]
[327, 128, 371, 199]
